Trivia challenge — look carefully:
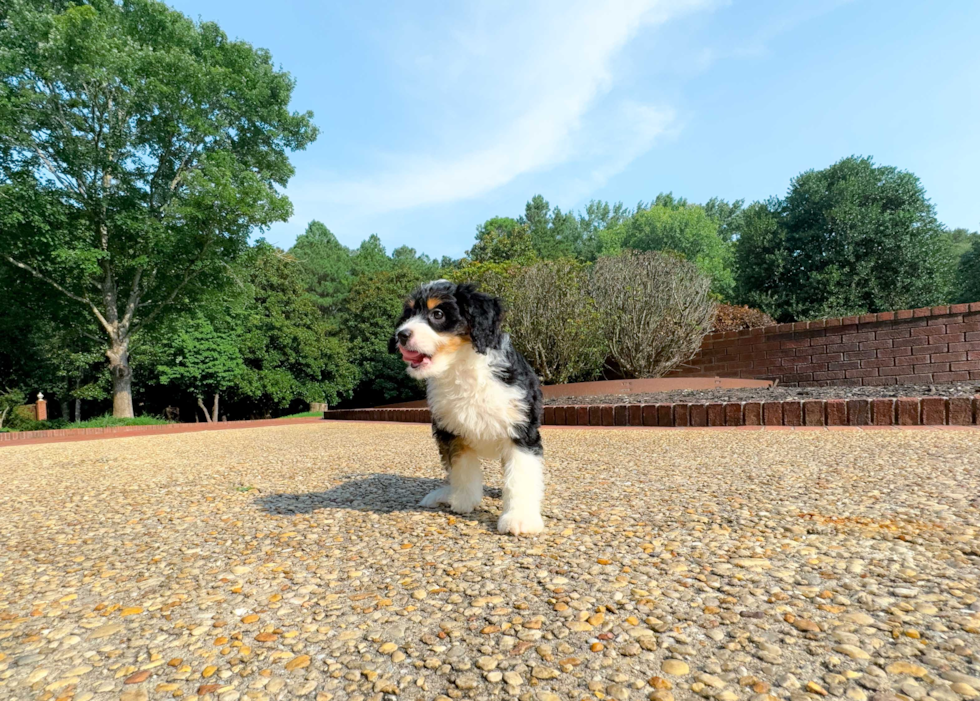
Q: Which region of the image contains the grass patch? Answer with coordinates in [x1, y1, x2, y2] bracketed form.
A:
[279, 410, 323, 418]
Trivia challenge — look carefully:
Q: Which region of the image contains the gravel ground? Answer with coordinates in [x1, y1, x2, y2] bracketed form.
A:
[544, 383, 980, 406]
[1, 423, 979, 701]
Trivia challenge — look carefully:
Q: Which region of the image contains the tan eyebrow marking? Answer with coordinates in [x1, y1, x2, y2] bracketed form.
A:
[427, 298, 441, 310]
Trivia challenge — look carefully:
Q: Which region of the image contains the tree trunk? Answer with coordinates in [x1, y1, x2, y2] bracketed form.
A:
[197, 396, 213, 423]
[212, 393, 220, 424]
[106, 336, 134, 418]
[60, 400, 69, 422]
[74, 398, 82, 423]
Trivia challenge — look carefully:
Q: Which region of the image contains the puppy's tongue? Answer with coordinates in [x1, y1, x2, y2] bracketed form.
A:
[399, 347, 430, 367]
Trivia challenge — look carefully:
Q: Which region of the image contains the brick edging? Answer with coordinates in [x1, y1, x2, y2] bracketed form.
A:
[325, 396, 980, 427]
[0, 417, 324, 446]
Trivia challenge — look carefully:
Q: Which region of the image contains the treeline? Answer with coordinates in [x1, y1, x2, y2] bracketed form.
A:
[3, 155, 978, 423]
[454, 157, 978, 320]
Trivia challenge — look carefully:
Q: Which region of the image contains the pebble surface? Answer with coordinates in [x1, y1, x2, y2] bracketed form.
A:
[1, 423, 978, 701]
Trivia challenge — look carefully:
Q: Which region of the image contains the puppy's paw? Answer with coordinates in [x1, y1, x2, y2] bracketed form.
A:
[419, 486, 452, 508]
[449, 489, 483, 514]
[497, 507, 544, 536]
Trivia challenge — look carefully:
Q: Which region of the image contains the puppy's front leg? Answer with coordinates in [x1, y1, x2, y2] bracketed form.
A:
[498, 446, 544, 535]
[420, 435, 483, 513]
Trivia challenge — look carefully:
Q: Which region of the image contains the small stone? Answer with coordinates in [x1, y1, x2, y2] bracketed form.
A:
[532, 666, 559, 680]
[455, 674, 478, 690]
[834, 645, 871, 660]
[951, 684, 979, 699]
[649, 677, 673, 690]
[125, 671, 151, 684]
[807, 682, 829, 696]
[476, 657, 497, 671]
[120, 690, 149, 701]
[503, 671, 523, 686]
[379, 643, 398, 655]
[412, 589, 427, 600]
[885, 663, 927, 677]
[88, 623, 123, 639]
[486, 671, 503, 683]
[662, 660, 690, 676]
[285, 655, 310, 672]
[607, 685, 630, 701]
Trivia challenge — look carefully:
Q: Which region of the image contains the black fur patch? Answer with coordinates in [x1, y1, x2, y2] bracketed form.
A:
[453, 283, 503, 354]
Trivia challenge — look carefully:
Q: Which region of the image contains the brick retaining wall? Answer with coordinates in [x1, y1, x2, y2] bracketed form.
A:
[324, 396, 979, 427]
[668, 303, 980, 387]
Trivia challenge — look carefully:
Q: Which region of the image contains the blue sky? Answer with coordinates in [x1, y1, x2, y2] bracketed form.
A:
[168, 0, 980, 259]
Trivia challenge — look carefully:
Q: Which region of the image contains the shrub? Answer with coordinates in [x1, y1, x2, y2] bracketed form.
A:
[504, 259, 605, 384]
[712, 304, 776, 333]
[590, 251, 715, 378]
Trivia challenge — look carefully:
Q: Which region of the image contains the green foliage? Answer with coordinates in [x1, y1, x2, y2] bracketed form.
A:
[288, 221, 352, 317]
[517, 195, 584, 260]
[0, 0, 315, 416]
[467, 217, 535, 264]
[1, 413, 171, 433]
[734, 156, 956, 321]
[603, 204, 734, 299]
[341, 262, 439, 407]
[232, 242, 357, 415]
[155, 311, 244, 410]
[0, 387, 27, 430]
[957, 238, 980, 304]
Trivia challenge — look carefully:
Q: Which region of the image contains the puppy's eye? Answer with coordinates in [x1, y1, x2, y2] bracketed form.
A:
[430, 309, 445, 321]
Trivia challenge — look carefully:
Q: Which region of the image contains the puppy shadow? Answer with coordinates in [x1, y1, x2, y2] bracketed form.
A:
[255, 473, 502, 516]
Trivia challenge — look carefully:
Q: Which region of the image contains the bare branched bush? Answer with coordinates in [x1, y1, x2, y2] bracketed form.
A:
[590, 251, 716, 378]
[503, 260, 606, 385]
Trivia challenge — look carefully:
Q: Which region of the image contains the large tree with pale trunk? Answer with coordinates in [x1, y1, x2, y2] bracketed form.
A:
[0, 0, 316, 416]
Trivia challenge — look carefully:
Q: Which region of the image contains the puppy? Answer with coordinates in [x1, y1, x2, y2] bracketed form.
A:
[391, 280, 545, 535]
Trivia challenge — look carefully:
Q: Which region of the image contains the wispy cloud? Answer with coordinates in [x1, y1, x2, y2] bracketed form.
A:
[293, 0, 713, 216]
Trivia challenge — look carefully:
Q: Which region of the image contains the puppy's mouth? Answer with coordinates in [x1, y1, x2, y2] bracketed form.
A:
[399, 346, 432, 370]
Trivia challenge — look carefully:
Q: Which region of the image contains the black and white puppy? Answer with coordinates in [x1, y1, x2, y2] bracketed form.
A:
[391, 280, 545, 535]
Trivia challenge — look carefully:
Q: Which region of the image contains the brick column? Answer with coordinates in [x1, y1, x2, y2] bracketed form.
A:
[35, 393, 47, 421]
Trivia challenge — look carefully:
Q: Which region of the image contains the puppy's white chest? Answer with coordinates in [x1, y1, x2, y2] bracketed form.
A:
[428, 348, 525, 446]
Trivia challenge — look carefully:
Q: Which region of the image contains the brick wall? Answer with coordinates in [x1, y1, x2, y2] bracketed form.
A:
[669, 303, 980, 387]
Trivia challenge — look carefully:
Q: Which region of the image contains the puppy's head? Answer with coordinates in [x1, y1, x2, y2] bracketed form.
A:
[391, 280, 503, 379]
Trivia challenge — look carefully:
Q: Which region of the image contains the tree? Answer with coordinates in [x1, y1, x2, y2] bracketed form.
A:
[734, 156, 956, 321]
[232, 243, 357, 417]
[603, 204, 735, 299]
[342, 266, 434, 406]
[155, 312, 244, 422]
[957, 238, 980, 304]
[0, 0, 316, 416]
[287, 221, 352, 318]
[466, 217, 535, 264]
[703, 197, 745, 243]
[590, 251, 715, 378]
[579, 200, 631, 261]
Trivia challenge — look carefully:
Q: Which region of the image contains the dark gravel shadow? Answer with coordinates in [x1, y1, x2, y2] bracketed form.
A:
[255, 473, 501, 515]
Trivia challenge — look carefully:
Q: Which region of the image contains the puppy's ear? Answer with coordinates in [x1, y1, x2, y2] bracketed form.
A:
[455, 283, 503, 354]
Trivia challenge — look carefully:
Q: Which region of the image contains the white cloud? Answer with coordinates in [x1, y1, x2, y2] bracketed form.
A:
[293, 0, 713, 216]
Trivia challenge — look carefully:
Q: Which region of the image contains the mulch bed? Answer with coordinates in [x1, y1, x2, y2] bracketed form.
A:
[542, 382, 980, 405]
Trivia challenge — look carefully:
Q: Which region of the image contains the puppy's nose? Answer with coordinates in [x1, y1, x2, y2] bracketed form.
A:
[396, 329, 412, 345]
